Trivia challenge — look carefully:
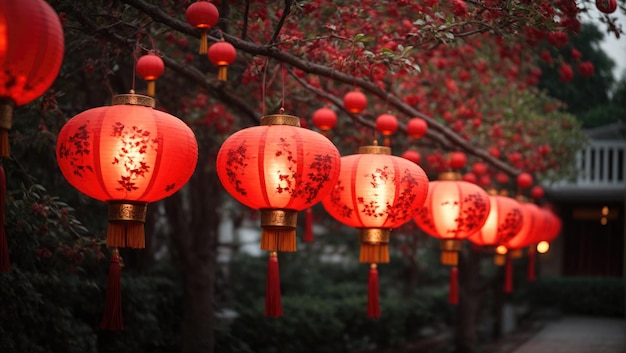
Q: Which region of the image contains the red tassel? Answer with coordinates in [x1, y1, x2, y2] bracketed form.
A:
[504, 253, 513, 293]
[0, 165, 9, 272]
[527, 246, 536, 282]
[448, 266, 459, 305]
[265, 252, 283, 317]
[367, 263, 381, 318]
[303, 208, 313, 243]
[100, 248, 123, 330]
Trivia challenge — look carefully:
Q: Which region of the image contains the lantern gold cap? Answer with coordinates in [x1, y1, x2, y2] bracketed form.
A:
[111, 92, 156, 108]
[0, 99, 14, 130]
[358, 145, 391, 155]
[261, 114, 301, 127]
[439, 172, 461, 181]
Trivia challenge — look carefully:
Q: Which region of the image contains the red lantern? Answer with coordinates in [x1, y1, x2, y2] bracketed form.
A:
[343, 90, 367, 113]
[375, 113, 398, 147]
[496, 172, 509, 184]
[468, 193, 524, 247]
[449, 151, 467, 169]
[462, 172, 477, 184]
[136, 53, 165, 97]
[596, 0, 617, 14]
[415, 172, 490, 304]
[185, 0, 219, 54]
[401, 150, 421, 164]
[415, 173, 491, 265]
[56, 93, 198, 249]
[530, 185, 544, 200]
[472, 162, 487, 175]
[322, 144, 429, 317]
[216, 113, 341, 317]
[516, 172, 533, 189]
[0, 0, 64, 157]
[208, 40, 237, 81]
[407, 118, 427, 139]
[504, 201, 542, 251]
[312, 107, 337, 134]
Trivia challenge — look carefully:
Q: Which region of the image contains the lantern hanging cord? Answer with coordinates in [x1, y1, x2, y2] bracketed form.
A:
[280, 63, 285, 112]
[261, 57, 270, 116]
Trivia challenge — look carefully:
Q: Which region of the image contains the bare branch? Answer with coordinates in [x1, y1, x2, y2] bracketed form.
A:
[269, 0, 293, 45]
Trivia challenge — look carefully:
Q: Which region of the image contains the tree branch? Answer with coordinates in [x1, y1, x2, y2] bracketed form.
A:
[269, 0, 293, 45]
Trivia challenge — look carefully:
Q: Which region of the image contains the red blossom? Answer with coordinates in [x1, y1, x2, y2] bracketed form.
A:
[570, 48, 582, 60]
[559, 63, 574, 82]
[452, 0, 468, 17]
[547, 31, 568, 47]
[578, 61, 595, 77]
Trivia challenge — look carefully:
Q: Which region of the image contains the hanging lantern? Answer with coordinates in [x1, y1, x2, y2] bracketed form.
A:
[530, 185, 544, 200]
[0, 0, 64, 157]
[136, 53, 165, 98]
[449, 151, 467, 170]
[375, 113, 398, 147]
[401, 150, 421, 164]
[208, 40, 237, 81]
[216, 113, 341, 317]
[472, 162, 487, 176]
[407, 118, 427, 139]
[516, 172, 533, 190]
[414, 172, 491, 304]
[322, 143, 428, 317]
[468, 192, 524, 248]
[343, 90, 367, 113]
[462, 172, 477, 184]
[56, 93, 199, 249]
[185, 0, 219, 54]
[311, 107, 337, 135]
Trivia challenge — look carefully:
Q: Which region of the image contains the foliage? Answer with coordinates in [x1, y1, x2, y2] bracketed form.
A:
[527, 276, 625, 317]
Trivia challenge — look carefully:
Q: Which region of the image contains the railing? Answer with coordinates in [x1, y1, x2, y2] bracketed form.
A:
[555, 140, 625, 189]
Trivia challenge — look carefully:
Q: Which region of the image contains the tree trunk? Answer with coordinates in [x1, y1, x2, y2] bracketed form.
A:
[455, 244, 482, 353]
[165, 163, 220, 353]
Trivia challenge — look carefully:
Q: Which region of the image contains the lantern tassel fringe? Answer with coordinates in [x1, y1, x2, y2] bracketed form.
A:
[0, 166, 8, 272]
[527, 247, 536, 282]
[359, 243, 389, 264]
[367, 264, 381, 318]
[199, 30, 208, 54]
[265, 252, 283, 317]
[261, 228, 296, 252]
[100, 248, 123, 330]
[448, 266, 459, 305]
[504, 254, 513, 293]
[304, 208, 313, 243]
[217, 66, 228, 81]
[441, 250, 458, 266]
[0, 129, 9, 158]
[107, 222, 145, 249]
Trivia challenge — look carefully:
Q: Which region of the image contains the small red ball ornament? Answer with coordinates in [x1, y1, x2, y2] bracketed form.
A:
[375, 114, 398, 146]
[311, 107, 337, 133]
[516, 173, 533, 189]
[407, 118, 428, 139]
[208, 40, 237, 81]
[185, 0, 220, 54]
[136, 54, 165, 97]
[401, 150, 421, 164]
[472, 162, 487, 175]
[57, 93, 198, 249]
[596, 0, 617, 14]
[0, 0, 65, 157]
[343, 91, 367, 113]
[530, 185, 544, 200]
[449, 151, 467, 169]
[462, 172, 477, 184]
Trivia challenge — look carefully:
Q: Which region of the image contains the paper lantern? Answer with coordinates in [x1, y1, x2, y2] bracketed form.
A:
[415, 172, 491, 265]
[216, 113, 341, 316]
[208, 40, 237, 81]
[407, 118, 427, 139]
[185, 0, 219, 54]
[343, 90, 367, 113]
[0, 0, 64, 157]
[311, 107, 337, 134]
[516, 172, 533, 189]
[530, 185, 544, 200]
[375, 114, 398, 147]
[56, 93, 198, 249]
[322, 144, 428, 317]
[468, 193, 524, 248]
[401, 150, 421, 164]
[136, 53, 165, 97]
[472, 162, 487, 175]
[449, 151, 467, 170]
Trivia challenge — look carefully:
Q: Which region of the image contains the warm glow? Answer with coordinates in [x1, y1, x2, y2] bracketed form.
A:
[601, 206, 609, 216]
[496, 245, 508, 255]
[601, 217, 608, 225]
[536, 241, 550, 254]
